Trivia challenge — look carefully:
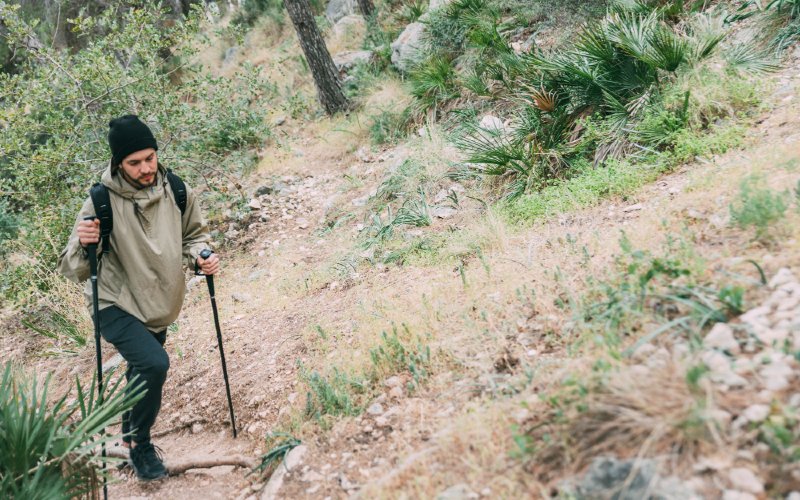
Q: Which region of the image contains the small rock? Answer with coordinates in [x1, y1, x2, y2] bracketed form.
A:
[437, 483, 479, 500]
[384, 376, 402, 388]
[623, 203, 644, 212]
[479, 115, 505, 132]
[102, 353, 125, 374]
[741, 404, 770, 424]
[389, 386, 404, 399]
[760, 361, 793, 391]
[722, 491, 757, 500]
[248, 270, 266, 282]
[631, 343, 657, 362]
[705, 323, 740, 353]
[273, 116, 287, 127]
[432, 206, 457, 219]
[375, 416, 390, 427]
[249, 199, 262, 210]
[232, 293, 252, 303]
[191, 422, 204, 434]
[339, 473, 358, 491]
[352, 195, 369, 207]
[332, 50, 373, 73]
[367, 402, 384, 416]
[693, 454, 732, 473]
[769, 268, 796, 289]
[301, 470, 324, 482]
[728, 468, 764, 494]
[686, 208, 705, 219]
[296, 218, 310, 230]
[786, 492, 800, 500]
[702, 350, 731, 374]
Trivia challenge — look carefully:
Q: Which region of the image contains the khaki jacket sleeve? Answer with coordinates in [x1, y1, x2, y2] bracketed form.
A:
[57, 198, 101, 284]
[181, 184, 212, 269]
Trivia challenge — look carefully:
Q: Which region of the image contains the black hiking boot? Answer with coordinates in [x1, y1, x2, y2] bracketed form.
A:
[130, 442, 167, 481]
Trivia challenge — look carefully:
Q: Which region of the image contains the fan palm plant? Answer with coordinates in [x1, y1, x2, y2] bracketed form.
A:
[0, 362, 142, 499]
[457, 8, 729, 195]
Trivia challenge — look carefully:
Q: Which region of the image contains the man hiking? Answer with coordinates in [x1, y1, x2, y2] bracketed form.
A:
[58, 115, 220, 481]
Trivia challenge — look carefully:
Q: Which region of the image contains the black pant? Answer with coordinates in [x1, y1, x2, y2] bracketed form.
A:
[98, 306, 169, 444]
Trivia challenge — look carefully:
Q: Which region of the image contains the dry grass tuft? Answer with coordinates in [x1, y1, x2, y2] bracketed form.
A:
[524, 361, 724, 484]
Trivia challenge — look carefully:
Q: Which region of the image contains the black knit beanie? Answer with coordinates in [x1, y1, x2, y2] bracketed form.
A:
[108, 115, 158, 169]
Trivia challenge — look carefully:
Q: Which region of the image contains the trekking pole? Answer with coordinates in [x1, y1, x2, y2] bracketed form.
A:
[197, 249, 237, 438]
[84, 216, 108, 500]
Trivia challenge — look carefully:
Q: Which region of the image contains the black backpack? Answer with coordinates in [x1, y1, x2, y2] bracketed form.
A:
[89, 169, 187, 255]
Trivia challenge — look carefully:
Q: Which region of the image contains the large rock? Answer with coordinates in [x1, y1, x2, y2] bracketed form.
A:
[564, 457, 698, 500]
[332, 50, 374, 73]
[326, 0, 358, 24]
[331, 14, 367, 39]
[261, 445, 307, 500]
[391, 22, 426, 72]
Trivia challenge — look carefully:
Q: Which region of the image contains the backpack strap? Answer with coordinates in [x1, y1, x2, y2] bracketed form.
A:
[165, 169, 187, 215]
[88, 183, 113, 255]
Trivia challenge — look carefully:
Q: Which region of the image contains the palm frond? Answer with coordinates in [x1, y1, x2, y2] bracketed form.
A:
[644, 27, 688, 72]
[723, 45, 781, 73]
[687, 13, 726, 61]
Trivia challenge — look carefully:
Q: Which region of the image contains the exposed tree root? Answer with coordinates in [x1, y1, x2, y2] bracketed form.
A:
[106, 447, 257, 475]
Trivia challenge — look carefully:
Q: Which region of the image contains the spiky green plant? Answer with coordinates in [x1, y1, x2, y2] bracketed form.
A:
[409, 55, 459, 114]
[255, 433, 301, 474]
[0, 363, 143, 499]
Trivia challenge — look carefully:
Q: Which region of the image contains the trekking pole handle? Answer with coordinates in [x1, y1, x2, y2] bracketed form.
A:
[82, 216, 98, 273]
[197, 249, 215, 296]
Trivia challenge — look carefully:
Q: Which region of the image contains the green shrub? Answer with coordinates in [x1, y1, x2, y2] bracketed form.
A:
[0, 363, 142, 499]
[0, 3, 272, 303]
[0, 201, 19, 255]
[729, 175, 789, 241]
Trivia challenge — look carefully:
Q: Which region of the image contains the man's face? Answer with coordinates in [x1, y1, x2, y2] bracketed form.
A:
[119, 148, 158, 189]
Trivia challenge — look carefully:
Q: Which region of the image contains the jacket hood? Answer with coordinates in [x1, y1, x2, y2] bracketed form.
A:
[101, 162, 168, 203]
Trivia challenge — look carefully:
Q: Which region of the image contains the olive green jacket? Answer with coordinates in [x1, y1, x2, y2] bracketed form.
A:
[58, 164, 211, 332]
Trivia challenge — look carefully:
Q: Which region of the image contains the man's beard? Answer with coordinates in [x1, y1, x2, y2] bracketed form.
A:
[121, 169, 157, 189]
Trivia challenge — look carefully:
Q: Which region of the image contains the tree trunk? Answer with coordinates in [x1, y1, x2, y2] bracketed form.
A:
[356, 0, 374, 18]
[284, 0, 350, 115]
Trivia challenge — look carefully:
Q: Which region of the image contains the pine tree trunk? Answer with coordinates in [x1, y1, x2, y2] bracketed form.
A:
[357, 0, 375, 18]
[284, 0, 350, 115]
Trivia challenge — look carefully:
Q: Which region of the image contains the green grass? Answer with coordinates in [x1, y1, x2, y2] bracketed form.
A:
[729, 174, 790, 241]
[502, 123, 745, 225]
[302, 368, 364, 421]
[299, 324, 434, 424]
[369, 108, 413, 145]
[369, 325, 432, 390]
